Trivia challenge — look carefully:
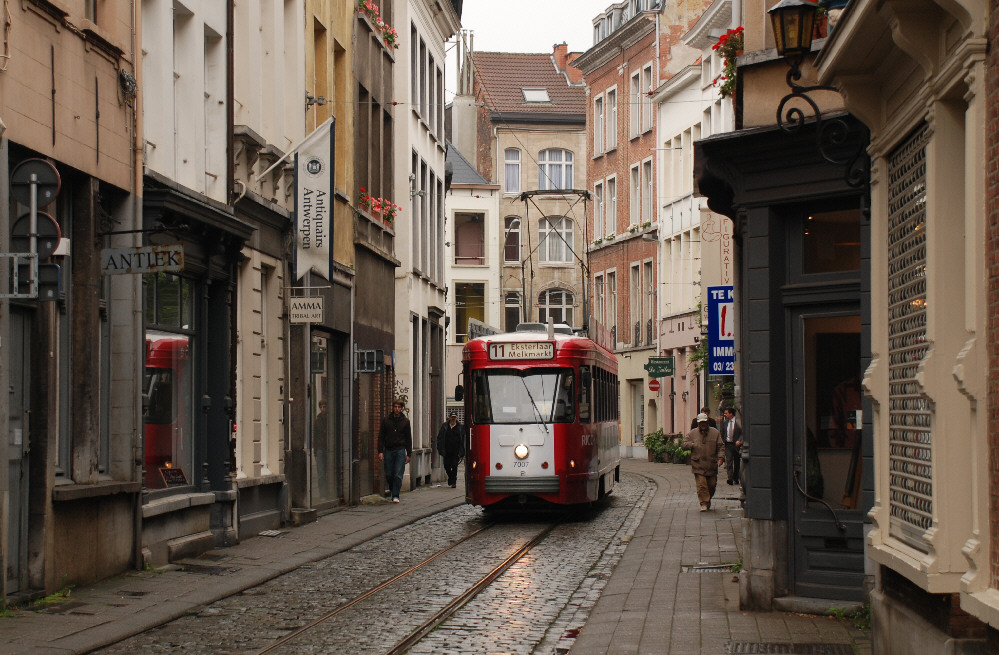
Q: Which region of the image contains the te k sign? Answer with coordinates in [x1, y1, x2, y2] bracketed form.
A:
[707, 285, 734, 375]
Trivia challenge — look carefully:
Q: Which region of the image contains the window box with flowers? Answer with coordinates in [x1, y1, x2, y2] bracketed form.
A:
[357, 0, 400, 49]
[593, 238, 603, 246]
[606, 233, 616, 241]
[628, 224, 640, 234]
[358, 188, 401, 224]
[712, 26, 744, 99]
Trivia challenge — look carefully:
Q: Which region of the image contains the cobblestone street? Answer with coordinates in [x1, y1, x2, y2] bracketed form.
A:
[93, 475, 653, 654]
[0, 461, 873, 655]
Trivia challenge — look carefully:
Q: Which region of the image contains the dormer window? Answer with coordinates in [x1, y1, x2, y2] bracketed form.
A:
[522, 88, 550, 103]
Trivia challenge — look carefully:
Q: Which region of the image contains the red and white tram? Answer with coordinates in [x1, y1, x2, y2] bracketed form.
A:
[460, 325, 620, 508]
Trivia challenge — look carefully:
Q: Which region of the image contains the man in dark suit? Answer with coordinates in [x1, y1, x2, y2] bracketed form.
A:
[721, 406, 743, 485]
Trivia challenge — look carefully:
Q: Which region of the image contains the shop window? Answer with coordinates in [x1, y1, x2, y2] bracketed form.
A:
[803, 209, 861, 275]
[455, 282, 485, 343]
[143, 274, 196, 491]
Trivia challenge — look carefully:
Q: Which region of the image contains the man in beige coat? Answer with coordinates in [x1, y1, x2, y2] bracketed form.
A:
[682, 412, 726, 511]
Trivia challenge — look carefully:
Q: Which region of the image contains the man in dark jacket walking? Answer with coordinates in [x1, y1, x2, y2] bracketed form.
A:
[378, 399, 412, 503]
[436, 412, 465, 488]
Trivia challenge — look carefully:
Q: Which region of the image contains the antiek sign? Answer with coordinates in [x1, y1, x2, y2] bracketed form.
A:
[101, 245, 184, 275]
[289, 297, 324, 323]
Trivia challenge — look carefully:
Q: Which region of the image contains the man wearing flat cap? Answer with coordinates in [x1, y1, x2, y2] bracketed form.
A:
[436, 411, 465, 488]
[682, 412, 726, 511]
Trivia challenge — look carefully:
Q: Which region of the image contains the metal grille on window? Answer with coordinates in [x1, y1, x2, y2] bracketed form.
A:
[886, 123, 931, 552]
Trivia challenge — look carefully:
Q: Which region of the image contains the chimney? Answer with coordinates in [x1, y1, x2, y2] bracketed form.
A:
[553, 42, 568, 71]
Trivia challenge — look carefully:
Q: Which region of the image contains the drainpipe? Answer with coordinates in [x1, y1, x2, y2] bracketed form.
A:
[227, 0, 235, 207]
[225, 0, 239, 542]
[654, 11, 660, 80]
[130, 0, 145, 569]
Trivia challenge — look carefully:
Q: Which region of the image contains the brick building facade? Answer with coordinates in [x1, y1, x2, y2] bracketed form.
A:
[575, 0, 716, 448]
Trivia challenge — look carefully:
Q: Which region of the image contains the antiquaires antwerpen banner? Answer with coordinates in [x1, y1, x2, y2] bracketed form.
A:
[295, 117, 334, 280]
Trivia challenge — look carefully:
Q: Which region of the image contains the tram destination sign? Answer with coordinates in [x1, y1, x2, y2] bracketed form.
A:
[488, 341, 554, 361]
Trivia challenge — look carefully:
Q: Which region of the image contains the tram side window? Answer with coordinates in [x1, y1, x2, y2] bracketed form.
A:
[554, 372, 574, 422]
[594, 367, 602, 423]
[594, 367, 604, 423]
[590, 366, 619, 423]
[578, 366, 591, 424]
[611, 375, 621, 421]
[473, 372, 492, 424]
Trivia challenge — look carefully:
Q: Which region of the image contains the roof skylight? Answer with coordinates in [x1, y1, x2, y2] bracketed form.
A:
[522, 88, 550, 102]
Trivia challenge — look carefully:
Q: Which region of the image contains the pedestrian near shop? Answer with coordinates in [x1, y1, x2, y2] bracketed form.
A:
[378, 399, 412, 503]
[682, 413, 726, 511]
[721, 407, 743, 485]
[436, 412, 465, 488]
[313, 400, 330, 492]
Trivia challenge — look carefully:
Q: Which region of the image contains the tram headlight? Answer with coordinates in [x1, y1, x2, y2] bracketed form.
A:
[514, 444, 529, 460]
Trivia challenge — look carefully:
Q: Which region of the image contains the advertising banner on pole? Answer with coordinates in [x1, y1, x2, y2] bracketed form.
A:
[295, 118, 334, 280]
[707, 285, 734, 375]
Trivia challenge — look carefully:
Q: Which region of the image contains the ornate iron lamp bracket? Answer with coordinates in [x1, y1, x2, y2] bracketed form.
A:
[776, 55, 868, 188]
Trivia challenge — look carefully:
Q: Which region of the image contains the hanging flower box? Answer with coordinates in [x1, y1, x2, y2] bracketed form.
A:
[712, 26, 744, 99]
[358, 188, 400, 224]
[357, 1, 400, 49]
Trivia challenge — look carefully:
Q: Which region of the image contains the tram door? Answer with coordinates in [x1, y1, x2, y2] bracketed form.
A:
[7, 308, 30, 594]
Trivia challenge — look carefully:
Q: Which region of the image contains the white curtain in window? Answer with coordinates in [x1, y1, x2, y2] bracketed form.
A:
[538, 149, 573, 190]
[505, 149, 520, 193]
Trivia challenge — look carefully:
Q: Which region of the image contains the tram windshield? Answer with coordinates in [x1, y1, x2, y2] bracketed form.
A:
[471, 368, 575, 424]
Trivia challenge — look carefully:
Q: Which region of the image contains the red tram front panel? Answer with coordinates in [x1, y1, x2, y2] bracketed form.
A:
[462, 330, 619, 508]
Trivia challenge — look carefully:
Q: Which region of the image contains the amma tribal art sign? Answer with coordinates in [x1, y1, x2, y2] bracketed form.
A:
[289, 296, 324, 323]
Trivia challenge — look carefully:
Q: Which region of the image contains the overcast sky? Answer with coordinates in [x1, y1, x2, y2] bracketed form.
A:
[456, 0, 611, 54]
[446, 0, 614, 98]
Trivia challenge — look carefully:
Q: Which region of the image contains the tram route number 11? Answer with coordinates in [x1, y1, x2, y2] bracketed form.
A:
[488, 341, 555, 360]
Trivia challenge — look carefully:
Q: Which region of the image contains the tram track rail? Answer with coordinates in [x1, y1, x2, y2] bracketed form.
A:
[251, 520, 558, 655]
